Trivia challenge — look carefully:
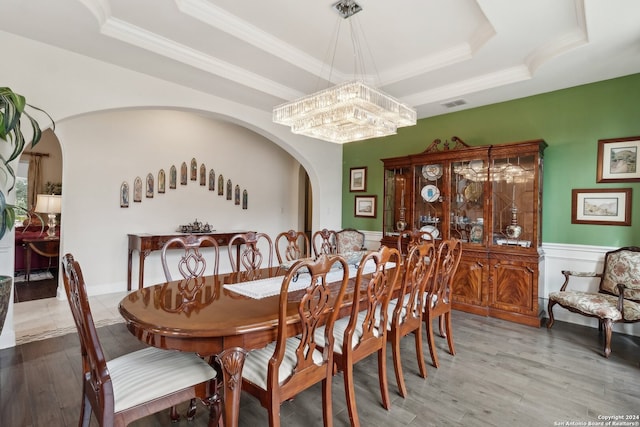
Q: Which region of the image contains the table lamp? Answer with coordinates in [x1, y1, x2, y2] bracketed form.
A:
[35, 194, 62, 238]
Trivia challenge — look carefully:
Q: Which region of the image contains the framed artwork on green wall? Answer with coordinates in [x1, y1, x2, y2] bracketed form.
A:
[350, 167, 367, 192]
[597, 136, 640, 183]
[354, 195, 376, 218]
[571, 188, 632, 226]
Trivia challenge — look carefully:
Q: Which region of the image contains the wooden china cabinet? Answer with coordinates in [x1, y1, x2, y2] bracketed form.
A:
[381, 137, 547, 326]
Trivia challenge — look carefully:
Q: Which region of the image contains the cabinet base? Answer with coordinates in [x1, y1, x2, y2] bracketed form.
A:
[453, 303, 543, 327]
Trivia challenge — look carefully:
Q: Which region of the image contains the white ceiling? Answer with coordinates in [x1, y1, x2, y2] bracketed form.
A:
[2, 0, 640, 120]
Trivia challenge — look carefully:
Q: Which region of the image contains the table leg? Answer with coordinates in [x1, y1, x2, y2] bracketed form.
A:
[127, 249, 134, 291]
[25, 244, 32, 283]
[216, 347, 247, 427]
[137, 251, 149, 290]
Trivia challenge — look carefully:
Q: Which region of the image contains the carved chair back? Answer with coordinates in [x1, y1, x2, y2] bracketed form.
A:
[312, 228, 337, 257]
[275, 229, 310, 264]
[396, 228, 435, 260]
[160, 234, 220, 282]
[228, 231, 274, 280]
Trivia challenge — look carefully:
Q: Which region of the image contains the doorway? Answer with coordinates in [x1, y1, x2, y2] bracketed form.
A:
[13, 129, 62, 302]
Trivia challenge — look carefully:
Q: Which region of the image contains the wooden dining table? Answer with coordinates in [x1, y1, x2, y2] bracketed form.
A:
[118, 258, 396, 427]
[119, 266, 330, 427]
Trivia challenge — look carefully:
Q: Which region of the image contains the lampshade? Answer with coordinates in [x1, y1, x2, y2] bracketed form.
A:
[35, 194, 62, 214]
[272, 0, 417, 144]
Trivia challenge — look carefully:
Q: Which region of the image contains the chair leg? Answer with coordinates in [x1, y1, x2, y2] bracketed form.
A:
[438, 315, 446, 338]
[425, 315, 440, 368]
[343, 361, 360, 427]
[80, 394, 91, 427]
[390, 330, 408, 398]
[602, 318, 613, 358]
[322, 377, 333, 427]
[267, 395, 281, 427]
[377, 347, 391, 410]
[444, 312, 455, 356]
[186, 398, 198, 420]
[546, 300, 556, 328]
[170, 405, 180, 422]
[414, 327, 428, 379]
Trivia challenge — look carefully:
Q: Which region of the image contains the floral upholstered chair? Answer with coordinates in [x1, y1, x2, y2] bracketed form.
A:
[547, 246, 640, 357]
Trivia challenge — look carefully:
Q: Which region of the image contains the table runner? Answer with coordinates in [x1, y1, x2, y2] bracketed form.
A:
[223, 260, 396, 299]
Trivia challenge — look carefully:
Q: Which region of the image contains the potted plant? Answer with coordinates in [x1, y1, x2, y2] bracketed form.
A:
[0, 87, 54, 333]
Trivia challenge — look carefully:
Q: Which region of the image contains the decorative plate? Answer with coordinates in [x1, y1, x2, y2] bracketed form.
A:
[421, 184, 440, 202]
[463, 182, 483, 202]
[420, 225, 440, 239]
[422, 164, 443, 181]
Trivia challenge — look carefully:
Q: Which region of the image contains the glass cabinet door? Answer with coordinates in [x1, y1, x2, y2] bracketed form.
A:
[450, 159, 487, 245]
[490, 154, 537, 247]
[383, 166, 411, 238]
[413, 163, 446, 239]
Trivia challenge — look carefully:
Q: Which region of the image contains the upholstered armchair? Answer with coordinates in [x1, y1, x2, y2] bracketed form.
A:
[547, 246, 640, 357]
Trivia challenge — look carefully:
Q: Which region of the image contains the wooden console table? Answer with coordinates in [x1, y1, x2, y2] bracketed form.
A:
[127, 231, 248, 290]
[22, 236, 60, 282]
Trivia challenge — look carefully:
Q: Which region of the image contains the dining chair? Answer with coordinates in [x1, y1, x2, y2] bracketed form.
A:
[395, 228, 434, 261]
[161, 234, 220, 281]
[61, 253, 219, 427]
[275, 229, 310, 265]
[315, 245, 401, 427]
[387, 240, 436, 397]
[160, 234, 222, 421]
[241, 254, 351, 427]
[312, 228, 337, 257]
[228, 231, 274, 280]
[335, 228, 366, 254]
[423, 239, 463, 368]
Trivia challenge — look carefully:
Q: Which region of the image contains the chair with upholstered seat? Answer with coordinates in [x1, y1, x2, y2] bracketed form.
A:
[275, 229, 310, 266]
[335, 228, 366, 254]
[312, 228, 337, 257]
[228, 231, 274, 280]
[241, 255, 351, 427]
[547, 246, 640, 357]
[161, 234, 220, 281]
[315, 245, 401, 427]
[387, 240, 436, 397]
[423, 239, 462, 368]
[61, 253, 219, 427]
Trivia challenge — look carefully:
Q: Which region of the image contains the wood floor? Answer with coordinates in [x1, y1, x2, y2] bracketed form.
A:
[13, 270, 59, 303]
[1, 311, 638, 427]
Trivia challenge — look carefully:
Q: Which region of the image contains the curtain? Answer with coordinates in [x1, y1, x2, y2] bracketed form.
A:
[27, 155, 42, 212]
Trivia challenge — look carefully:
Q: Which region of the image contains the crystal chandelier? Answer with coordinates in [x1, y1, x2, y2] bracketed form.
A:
[272, 1, 417, 144]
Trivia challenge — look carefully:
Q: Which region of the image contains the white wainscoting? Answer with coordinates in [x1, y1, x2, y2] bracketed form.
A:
[360, 231, 638, 337]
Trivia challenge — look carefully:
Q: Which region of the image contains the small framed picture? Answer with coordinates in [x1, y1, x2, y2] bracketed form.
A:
[354, 195, 377, 218]
[596, 136, 640, 182]
[120, 182, 129, 208]
[571, 188, 632, 226]
[350, 167, 367, 192]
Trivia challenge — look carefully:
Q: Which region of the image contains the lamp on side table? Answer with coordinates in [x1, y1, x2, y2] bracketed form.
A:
[35, 194, 61, 238]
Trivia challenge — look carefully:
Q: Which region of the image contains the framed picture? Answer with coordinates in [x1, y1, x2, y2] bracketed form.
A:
[571, 188, 632, 226]
[350, 167, 367, 192]
[120, 182, 129, 208]
[354, 195, 377, 218]
[596, 136, 640, 182]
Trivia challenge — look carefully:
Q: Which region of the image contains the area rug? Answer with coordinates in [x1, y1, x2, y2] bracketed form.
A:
[15, 317, 124, 345]
[13, 271, 54, 283]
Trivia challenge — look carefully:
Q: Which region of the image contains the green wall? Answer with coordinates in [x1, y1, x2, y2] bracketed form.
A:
[342, 73, 640, 246]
